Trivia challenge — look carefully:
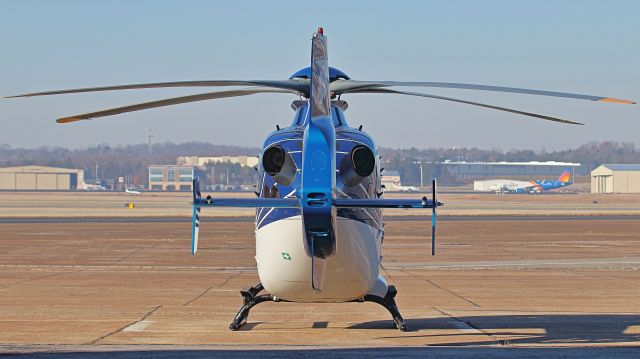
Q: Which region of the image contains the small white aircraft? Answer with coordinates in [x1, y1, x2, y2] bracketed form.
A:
[7, 28, 634, 331]
[125, 188, 141, 195]
[83, 184, 106, 191]
[397, 185, 420, 192]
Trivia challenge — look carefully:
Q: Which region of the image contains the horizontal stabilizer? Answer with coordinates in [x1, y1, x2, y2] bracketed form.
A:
[194, 197, 299, 208]
[194, 196, 443, 209]
[333, 197, 443, 209]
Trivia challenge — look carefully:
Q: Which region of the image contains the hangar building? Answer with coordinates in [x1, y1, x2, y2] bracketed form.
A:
[0, 166, 86, 191]
[591, 164, 640, 194]
[381, 170, 402, 190]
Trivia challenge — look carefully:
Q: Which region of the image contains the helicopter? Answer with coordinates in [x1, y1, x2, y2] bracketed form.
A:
[7, 28, 634, 332]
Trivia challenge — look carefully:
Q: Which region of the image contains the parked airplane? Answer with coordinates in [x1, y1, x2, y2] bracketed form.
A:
[480, 170, 573, 194]
[125, 188, 141, 195]
[512, 169, 573, 194]
[83, 184, 106, 191]
[380, 183, 420, 192]
[7, 28, 634, 331]
[397, 185, 420, 192]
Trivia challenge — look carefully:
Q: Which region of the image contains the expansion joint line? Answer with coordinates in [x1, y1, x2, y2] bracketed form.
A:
[400, 269, 481, 308]
[111, 243, 161, 265]
[0, 269, 85, 290]
[182, 286, 213, 307]
[181, 271, 242, 306]
[88, 305, 161, 345]
[433, 307, 507, 346]
[219, 271, 242, 287]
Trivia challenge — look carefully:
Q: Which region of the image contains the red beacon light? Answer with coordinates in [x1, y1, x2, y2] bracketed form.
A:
[317, 27, 324, 35]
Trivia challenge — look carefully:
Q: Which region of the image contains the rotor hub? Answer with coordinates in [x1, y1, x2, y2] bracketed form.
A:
[289, 67, 350, 82]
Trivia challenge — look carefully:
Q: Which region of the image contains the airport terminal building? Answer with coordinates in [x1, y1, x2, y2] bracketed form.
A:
[0, 165, 86, 191]
[591, 164, 640, 194]
[148, 165, 198, 191]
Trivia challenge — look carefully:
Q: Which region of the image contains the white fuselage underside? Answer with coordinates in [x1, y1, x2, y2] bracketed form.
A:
[255, 215, 387, 302]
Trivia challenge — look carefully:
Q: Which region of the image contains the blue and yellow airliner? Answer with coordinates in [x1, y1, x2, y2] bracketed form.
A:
[514, 169, 573, 194]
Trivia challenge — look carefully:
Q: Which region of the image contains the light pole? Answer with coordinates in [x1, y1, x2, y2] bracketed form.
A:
[413, 161, 424, 188]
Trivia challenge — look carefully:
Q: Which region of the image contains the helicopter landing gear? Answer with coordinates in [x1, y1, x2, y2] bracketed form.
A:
[228, 283, 407, 332]
[360, 285, 407, 331]
[229, 282, 278, 331]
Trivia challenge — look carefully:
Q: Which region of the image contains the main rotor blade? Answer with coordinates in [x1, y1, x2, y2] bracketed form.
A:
[345, 87, 584, 125]
[55, 87, 300, 123]
[6, 79, 308, 98]
[332, 80, 635, 104]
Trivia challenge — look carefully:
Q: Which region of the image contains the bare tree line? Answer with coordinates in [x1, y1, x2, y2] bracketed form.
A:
[1, 141, 638, 186]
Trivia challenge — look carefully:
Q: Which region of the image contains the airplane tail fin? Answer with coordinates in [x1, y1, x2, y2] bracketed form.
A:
[558, 169, 572, 183]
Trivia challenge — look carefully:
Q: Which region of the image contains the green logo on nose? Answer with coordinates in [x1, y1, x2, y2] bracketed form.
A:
[282, 252, 291, 260]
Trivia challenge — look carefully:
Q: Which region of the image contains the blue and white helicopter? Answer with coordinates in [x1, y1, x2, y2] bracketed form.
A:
[8, 28, 634, 331]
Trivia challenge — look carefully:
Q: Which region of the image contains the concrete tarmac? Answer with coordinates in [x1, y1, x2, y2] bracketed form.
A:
[1, 191, 640, 218]
[0, 218, 639, 357]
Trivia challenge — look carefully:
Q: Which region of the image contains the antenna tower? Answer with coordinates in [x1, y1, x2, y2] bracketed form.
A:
[145, 128, 153, 155]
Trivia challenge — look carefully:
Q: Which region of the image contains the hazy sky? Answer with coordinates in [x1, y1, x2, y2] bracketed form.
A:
[1, 1, 638, 150]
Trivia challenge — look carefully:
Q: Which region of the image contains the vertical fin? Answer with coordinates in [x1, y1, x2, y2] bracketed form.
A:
[311, 234, 328, 292]
[310, 28, 330, 119]
[303, 27, 335, 292]
[559, 169, 572, 183]
[191, 178, 202, 255]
